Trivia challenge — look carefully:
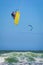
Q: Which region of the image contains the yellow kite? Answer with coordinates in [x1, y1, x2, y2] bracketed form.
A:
[11, 11, 20, 25]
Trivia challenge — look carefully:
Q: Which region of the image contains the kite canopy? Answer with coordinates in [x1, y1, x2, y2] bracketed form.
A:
[11, 11, 20, 25]
[28, 25, 33, 31]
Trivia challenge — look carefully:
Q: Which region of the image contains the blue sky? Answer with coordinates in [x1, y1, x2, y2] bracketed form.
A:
[0, 0, 43, 50]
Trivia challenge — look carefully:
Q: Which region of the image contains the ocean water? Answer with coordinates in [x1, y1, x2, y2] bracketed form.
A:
[0, 51, 43, 65]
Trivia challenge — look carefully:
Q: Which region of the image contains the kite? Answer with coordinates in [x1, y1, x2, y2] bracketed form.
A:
[28, 25, 33, 31]
[11, 11, 20, 25]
